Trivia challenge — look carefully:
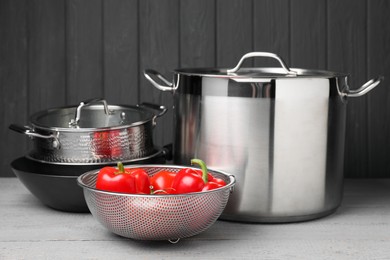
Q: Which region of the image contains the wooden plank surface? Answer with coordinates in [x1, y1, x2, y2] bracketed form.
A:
[139, 0, 179, 148]
[367, 0, 390, 177]
[28, 0, 66, 112]
[328, 0, 368, 177]
[1, 178, 389, 259]
[290, 0, 327, 69]
[180, 0, 215, 68]
[0, 0, 28, 177]
[253, 0, 290, 67]
[66, 0, 103, 104]
[103, 0, 138, 105]
[216, 0, 253, 67]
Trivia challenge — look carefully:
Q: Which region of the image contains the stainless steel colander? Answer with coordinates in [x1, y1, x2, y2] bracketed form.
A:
[77, 165, 235, 242]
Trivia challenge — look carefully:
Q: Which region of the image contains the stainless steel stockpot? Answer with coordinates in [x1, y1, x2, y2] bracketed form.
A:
[144, 52, 383, 223]
[10, 99, 167, 165]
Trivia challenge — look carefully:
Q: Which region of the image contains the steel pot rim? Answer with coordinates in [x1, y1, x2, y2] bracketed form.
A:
[11, 145, 170, 176]
[29, 103, 166, 133]
[144, 52, 383, 98]
[172, 67, 348, 79]
[9, 100, 168, 164]
[26, 147, 167, 166]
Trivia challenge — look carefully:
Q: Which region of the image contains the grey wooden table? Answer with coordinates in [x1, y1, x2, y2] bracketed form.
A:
[1, 178, 389, 260]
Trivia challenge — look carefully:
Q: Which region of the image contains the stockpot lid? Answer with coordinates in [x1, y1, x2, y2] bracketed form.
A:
[144, 52, 383, 98]
[175, 67, 346, 78]
[30, 99, 166, 132]
[174, 52, 346, 79]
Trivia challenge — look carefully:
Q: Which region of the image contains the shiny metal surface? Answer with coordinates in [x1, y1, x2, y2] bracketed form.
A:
[30, 102, 165, 131]
[9, 124, 61, 149]
[10, 102, 167, 164]
[226, 52, 297, 75]
[144, 67, 382, 97]
[69, 98, 111, 127]
[345, 76, 383, 97]
[78, 165, 235, 241]
[172, 76, 346, 222]
[28, 122, 155, 164]
[144, 52, 382, 222]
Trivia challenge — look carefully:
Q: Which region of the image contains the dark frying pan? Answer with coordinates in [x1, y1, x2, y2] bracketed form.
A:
[11, 147, 169, 212]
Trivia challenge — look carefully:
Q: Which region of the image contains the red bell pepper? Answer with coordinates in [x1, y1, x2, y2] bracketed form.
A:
[190, 159, 226, 192]
[170, 159, 226, 194]
[130, 168, 152, 194]
[150, 170, 176, 194]
[171, 167, 205, 194]
[96, 162, 151, 194]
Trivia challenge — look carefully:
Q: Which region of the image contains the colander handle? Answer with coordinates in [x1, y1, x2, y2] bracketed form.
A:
[228, 175, 236, 193]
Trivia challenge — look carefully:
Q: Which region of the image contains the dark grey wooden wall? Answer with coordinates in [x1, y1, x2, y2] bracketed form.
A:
[1, 0, 390, 178]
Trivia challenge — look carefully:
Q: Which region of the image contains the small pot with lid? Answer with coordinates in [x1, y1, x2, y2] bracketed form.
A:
[10, 99, 167, 165]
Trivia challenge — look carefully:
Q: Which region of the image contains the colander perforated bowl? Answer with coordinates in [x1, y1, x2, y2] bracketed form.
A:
[77, 165, 235, 242]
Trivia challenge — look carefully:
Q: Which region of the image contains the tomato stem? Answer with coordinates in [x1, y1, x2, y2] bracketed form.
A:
[191, 159, 208, 183]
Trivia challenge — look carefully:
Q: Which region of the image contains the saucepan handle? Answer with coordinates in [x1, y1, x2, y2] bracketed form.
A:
[143, 69, 175, 92]
[69, 98, 111, 127]
[9, 124, 61, 149]
[345, 77, 384, 97]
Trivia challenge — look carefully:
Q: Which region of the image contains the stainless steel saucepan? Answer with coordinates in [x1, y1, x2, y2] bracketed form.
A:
[10, 99, 167, 165]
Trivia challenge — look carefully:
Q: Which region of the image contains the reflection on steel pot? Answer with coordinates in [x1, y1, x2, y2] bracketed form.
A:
[144, 52, 383, 223]
[9, 99, 167, 165]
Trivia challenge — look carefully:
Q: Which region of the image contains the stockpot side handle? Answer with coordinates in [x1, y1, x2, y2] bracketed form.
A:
[143, 69, 175, 92]
[137, 102, 168, 126]
[345, 76, 384, 98]
[137, 102, 168, 118]
[9, 124, 61, 149]
[227, 52, 298, 76]
[69, 98, 111, 127]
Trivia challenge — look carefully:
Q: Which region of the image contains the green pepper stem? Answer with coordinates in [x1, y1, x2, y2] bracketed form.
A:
[191, 159, 208, 183]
